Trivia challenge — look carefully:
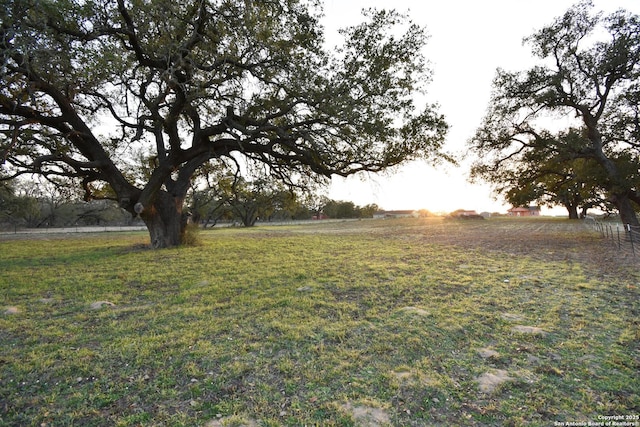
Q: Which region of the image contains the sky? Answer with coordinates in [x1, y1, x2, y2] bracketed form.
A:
[321, 0, 640, 215]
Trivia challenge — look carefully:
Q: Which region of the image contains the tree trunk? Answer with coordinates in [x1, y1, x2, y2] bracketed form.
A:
[565, 204, 579, 220]
[581, 119, 640, 226]
[610, 193, 640, 228]
[580, 206, 588, 219]
[139, 192, 187, 248]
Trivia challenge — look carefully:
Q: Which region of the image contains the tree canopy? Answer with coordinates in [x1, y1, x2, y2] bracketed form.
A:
[469, 0, 640, 224]
[0, 0, 448, 247]
[478, 128, 615, 218]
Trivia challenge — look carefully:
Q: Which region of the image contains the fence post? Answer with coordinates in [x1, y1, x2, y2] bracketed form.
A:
[627, 224, 636, 257]
[617, 225, 621, 249]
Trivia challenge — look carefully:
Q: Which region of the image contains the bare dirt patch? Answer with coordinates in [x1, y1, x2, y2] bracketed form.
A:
[341, 402, 391, 427]
[476, 369, 514, 394]
[511, 325, 548, 336]
[501, 312, 526, 322]
[397, 306, 429, 316]
[477, 348, 500, 359]
[90, 301, 116, 310]
[205, 416, 259, 427]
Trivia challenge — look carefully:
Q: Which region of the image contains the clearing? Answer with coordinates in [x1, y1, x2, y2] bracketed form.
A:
[0, 217, 638, 426]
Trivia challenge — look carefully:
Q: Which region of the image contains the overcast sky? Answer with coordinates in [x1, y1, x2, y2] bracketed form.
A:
[321, 0, 640, 214]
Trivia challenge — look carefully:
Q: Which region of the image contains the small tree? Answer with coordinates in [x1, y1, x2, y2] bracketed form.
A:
[1, 1, 448, 247]
[0, 179, 40, 228]
[323, 199, 357, 219]
[225, 176, 281, 227]
[358, 203, 379, 218]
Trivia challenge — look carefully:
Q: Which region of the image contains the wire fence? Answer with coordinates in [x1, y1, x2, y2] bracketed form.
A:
[0, 224, 148, 236]
[0, 218, 357, 236]
[584, 216, 640, 259]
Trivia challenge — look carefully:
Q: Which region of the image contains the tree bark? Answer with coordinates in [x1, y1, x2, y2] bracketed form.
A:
[565, 204, 580, 219]
[610, 193, 640, 228]
[584, 120, 640, 227]
[595, 151, 640, 226]
[138, 191, 187, 248]
[580, 206, 588, 219]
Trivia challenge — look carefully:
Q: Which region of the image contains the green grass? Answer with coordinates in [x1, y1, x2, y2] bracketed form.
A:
[0, 218, 638, 426]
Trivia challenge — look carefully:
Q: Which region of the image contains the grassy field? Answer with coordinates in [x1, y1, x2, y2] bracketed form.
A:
[0, 217, 638, 426]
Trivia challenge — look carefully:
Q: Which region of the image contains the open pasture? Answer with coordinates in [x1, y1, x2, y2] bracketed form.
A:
[0, 218, 638, 426]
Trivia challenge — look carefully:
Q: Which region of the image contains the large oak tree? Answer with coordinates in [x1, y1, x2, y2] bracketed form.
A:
[476, 128, 615, 219]
[469, 1, 640, 226]
[0, 0, 448, 247]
